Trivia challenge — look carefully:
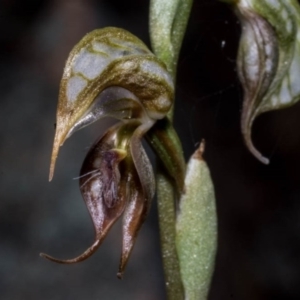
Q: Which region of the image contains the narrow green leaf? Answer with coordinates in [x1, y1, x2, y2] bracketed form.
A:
[176, 142, 217, 300]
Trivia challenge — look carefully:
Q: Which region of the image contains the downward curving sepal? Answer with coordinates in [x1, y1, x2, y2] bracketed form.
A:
[42, 121, 155, 275]
[232, 0, 300, 163]
[49, 27, 174, 180]
[41, 125, 128, 263]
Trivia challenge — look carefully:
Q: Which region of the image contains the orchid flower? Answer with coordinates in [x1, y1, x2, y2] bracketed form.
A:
[41, 27, 177, 277]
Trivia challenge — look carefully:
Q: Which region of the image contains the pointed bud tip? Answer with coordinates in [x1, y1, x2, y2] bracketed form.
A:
[193, 139, 205, 160]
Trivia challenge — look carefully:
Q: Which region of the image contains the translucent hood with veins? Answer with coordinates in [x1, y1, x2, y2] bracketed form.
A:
[49, 27, 174, 181]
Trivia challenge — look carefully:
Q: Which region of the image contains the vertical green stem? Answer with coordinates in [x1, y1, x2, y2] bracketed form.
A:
[157, 172, 184, 300]
[149, 0, 193, 299]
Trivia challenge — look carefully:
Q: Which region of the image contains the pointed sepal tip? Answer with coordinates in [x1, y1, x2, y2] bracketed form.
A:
[40, 239, 101, 264]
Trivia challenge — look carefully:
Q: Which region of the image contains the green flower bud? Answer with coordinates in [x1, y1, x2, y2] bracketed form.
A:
[176, 141, 217, 299]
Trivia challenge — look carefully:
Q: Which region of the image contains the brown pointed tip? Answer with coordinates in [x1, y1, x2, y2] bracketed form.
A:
[118, 259, 127, 279]
[40, 252, 77, 264]
[49, 140, 60, 181]
[49, 127, 69, 181]
[116, 271, 123, 279]
[49, 161, 55, 182]
[193, 139, 205, 160]
[40, 239, 101, 264]
[118, 244, 132, 280]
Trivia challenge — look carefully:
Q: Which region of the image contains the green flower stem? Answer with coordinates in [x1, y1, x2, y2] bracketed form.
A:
[146, 119, 186, 299]
[149, 0, 193, 299]
[157, 171, 185, 300]
[150, 0, 193, 118]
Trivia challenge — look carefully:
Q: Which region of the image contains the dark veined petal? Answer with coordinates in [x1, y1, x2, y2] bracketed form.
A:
[42, 121, 156, 272]
[41, 124, 128, 263]
[130, 123, 156, 202]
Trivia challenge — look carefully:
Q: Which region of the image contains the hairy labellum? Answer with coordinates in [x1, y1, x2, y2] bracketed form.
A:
[233, 0, 300, 163]
[42, 122, 155, 278]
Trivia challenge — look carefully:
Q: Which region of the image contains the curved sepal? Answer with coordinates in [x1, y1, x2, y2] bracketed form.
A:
[41, 125, 127, 263]
[117, 151, 153, 278]
[117, 123, 155, 278]
[42, 122, 156, 276]
[234, 0, 300, 163]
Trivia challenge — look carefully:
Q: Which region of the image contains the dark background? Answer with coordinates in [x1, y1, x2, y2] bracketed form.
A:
[1, 0, 300, 299]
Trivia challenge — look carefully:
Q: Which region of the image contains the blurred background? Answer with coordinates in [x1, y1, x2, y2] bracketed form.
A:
[1, 0, 300, 299]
